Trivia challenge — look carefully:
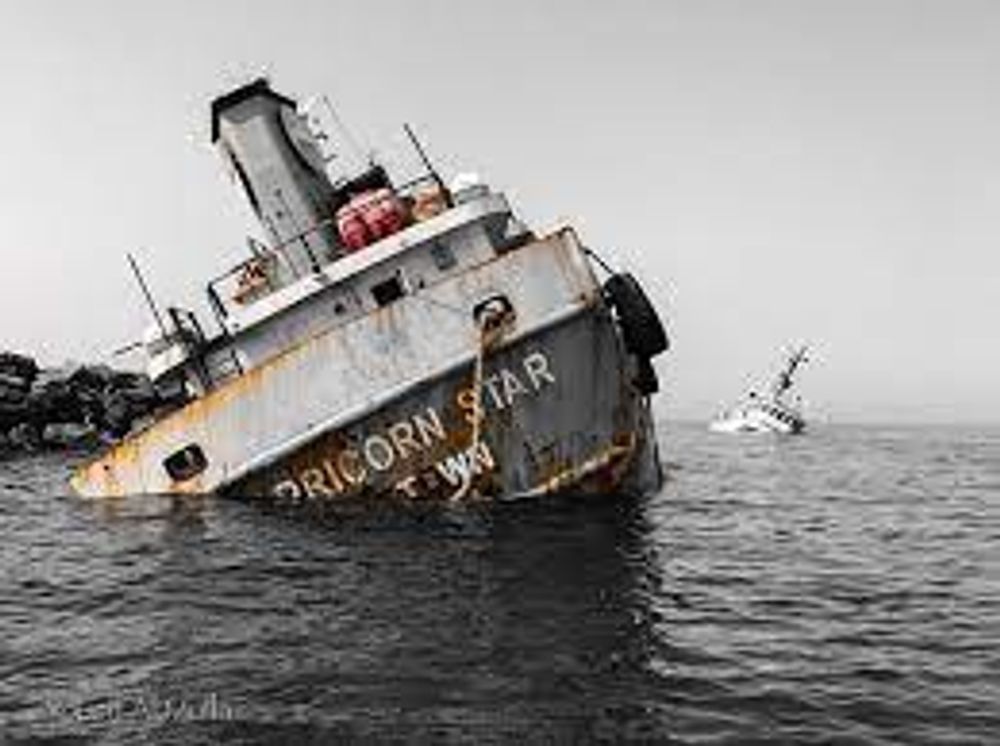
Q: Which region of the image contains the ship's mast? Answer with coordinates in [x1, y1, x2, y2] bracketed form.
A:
[772, 345, 808, 399]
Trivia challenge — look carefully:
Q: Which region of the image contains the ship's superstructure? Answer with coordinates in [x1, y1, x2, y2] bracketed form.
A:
[72, 79, 669, 503]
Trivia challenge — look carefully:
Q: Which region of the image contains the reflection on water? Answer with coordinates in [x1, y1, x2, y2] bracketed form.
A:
[1, 423, 999, 744]
[2, 459, 664, 743]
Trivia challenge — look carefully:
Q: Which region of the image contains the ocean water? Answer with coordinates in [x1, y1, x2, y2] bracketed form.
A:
[1, 422, 998, 744]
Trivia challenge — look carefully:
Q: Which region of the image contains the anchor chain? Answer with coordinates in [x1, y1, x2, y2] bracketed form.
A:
[449, 297, 513, 502]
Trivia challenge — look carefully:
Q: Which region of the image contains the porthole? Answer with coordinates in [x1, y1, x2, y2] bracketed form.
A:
[371, 276, 406, 307]
[164, 444, 208, 482]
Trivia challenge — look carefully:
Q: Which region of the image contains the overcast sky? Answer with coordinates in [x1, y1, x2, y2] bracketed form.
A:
[0, 1, 997, 423]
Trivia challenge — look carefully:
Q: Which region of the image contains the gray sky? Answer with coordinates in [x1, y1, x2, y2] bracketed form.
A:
[0, 1, 997, 423]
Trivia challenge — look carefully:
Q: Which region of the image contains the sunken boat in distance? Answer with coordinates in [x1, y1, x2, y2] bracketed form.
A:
[709, 346, 809, 435]
[71, 78, 669, 503]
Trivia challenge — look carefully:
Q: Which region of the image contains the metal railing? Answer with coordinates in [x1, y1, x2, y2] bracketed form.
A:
[206, 173, 449, 325]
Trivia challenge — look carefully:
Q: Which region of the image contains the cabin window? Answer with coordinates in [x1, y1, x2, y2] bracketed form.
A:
[164, 444, 208, 482]
[430, 242, 457, 271]
[371, 275, 406, 307]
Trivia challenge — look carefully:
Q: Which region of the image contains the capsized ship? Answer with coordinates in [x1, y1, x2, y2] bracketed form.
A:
[709, 346, 809, 435]
[71, 79, 669, 503]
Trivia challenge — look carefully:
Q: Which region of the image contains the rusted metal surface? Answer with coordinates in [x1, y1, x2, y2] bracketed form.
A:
[223, 309, 657, 504]
[71, 228, 661, 501]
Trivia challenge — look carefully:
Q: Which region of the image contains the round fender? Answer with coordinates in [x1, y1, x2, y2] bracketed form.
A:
[603, 273, 669, 358]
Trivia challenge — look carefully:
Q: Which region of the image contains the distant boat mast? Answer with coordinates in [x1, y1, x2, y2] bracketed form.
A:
[772, 346, 808, 399]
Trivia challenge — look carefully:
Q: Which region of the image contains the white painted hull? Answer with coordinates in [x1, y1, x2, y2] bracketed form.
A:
[709, 404, 804, 435]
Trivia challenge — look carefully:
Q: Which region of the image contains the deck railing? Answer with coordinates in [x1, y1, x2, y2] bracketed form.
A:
[206, 173, 447, 326]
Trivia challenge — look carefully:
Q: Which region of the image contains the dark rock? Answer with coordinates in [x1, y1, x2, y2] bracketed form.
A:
[0, 385, 28, 405]
[68, 364, 115, 393]
[8, 422, 41, 451]
[0, 401, 30, 430]
[42, 423, 99, 449]
[0, 352, 38, 383]
[0, 372, 31, 393]
[0, 350, 161, 453]
[28, 380, 84, 424]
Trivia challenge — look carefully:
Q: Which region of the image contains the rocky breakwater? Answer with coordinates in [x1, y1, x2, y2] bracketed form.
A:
[0, 351, 160, 454]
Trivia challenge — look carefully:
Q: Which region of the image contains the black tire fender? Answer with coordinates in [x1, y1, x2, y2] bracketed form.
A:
[603, 273, 669, 358]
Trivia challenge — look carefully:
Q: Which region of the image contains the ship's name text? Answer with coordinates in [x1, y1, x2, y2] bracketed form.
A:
[270, 350, 556, 500]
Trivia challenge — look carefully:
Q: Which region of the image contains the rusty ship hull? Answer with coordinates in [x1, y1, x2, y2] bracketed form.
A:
[227, 307, 661, 505]
[71, 229, 663, 502]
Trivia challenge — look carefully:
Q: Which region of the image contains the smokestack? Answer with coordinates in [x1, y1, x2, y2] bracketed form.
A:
[211, 79, 341, 277]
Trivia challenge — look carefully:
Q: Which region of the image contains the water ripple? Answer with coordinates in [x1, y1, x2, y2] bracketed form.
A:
[0, 425, 998, 743]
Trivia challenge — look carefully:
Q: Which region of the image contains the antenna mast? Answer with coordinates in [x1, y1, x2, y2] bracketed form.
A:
[127, 252, 167, 336]
[404, 123, 452, 207]
[320, 94, 367, 170]
[773, 345, 808, 398]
